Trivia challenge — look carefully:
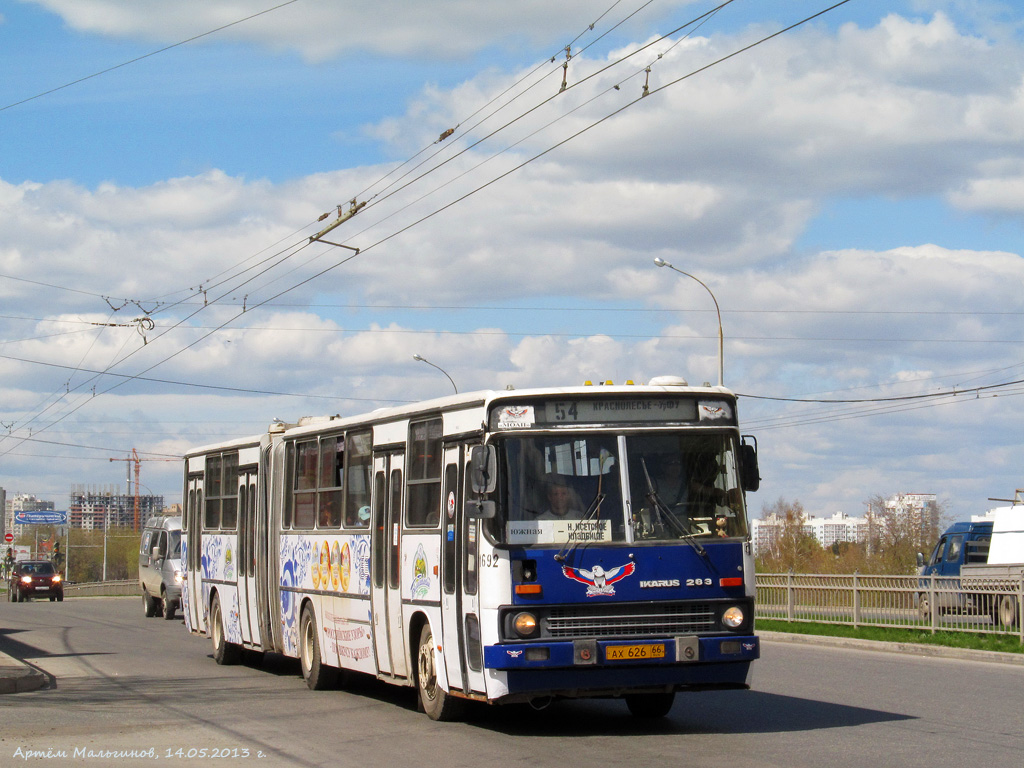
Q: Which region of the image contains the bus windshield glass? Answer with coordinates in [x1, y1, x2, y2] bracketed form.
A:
[496, 432, 748, 546]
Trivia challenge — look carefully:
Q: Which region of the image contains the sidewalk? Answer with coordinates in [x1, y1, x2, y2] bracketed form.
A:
[759, 630, 1024, 666]
[0, 650, 47, 694]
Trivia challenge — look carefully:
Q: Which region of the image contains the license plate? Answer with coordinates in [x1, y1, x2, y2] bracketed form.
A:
[35, 586, 49, 590]
[606, 643, 665, 661]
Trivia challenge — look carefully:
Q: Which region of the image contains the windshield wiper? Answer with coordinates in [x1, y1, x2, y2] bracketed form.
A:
[554, 491, 606, 563]
[639, 458, 706, 557]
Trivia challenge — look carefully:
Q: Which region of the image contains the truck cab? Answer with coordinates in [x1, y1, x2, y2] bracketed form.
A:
[916, 521, 992, 620]
[919, 521, 992, 578]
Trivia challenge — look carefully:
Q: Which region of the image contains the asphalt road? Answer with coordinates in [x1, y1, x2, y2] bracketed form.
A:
[1, 597, 1022, 768]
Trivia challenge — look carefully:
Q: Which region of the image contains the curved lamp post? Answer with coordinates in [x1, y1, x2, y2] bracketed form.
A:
[653, 258, 724, 387]
[413, 354, 458, 394]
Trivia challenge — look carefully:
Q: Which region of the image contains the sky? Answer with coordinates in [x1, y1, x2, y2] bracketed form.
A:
[2, 0, 1024, 523]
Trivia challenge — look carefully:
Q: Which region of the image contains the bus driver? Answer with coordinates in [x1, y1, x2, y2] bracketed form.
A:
[532, 475, 584, 519]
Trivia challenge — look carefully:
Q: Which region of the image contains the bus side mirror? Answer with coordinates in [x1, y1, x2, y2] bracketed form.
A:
[469, 445, 497, 494]
[916, 552, 924, 568]
[740, 436, 760, 493]
[465, 500, 496, 519]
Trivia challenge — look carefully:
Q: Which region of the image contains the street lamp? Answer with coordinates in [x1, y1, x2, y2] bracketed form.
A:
[413, 354, 458, 394]
[653, 258, 724, 387]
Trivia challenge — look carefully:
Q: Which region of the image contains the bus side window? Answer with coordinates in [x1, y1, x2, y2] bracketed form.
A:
[464, 468, 478, 596]
[443, 463, 458, 594]
[372, 471, 386, 589]
[407, 418, 442, 528]
[389, 468, 402, 589]
[344, 430, 372, 529]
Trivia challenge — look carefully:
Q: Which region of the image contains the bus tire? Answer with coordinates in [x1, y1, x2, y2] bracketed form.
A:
[299, 604, 338, 690]
[211, 594, 241, 665]
[162, 593, 176, 620]
[996, 595, 1019, 628]
[625, 691, 676, 718]
[415, 623, 463, 721]
[143, 590, 158, 617]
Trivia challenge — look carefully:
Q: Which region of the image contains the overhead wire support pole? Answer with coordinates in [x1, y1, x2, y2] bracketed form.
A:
[310, 199, 366, 249]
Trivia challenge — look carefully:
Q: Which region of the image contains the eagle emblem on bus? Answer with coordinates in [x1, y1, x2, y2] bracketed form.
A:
[561, 562, 636, 597]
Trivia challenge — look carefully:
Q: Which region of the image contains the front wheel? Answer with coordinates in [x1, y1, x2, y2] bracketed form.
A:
[996, 595, 1019, 628]
[162, 593, 176, 620]
[210, 594, 241, 665]
[625, 691, 676, 718]
[415, 624, 463, 721]
[917, 595, 932, 623]
[143, 590, 158, 617]
[299, 605, 338, 690]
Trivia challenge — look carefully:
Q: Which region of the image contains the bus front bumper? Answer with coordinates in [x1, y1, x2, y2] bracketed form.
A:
[484, 634, 758, 671]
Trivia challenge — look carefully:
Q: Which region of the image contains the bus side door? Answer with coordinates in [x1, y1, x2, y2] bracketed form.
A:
[184, 471, 204, 634]
[439, 444, 487, 696]
[236, 468, 260, 647]
[370, 451, 409, 679]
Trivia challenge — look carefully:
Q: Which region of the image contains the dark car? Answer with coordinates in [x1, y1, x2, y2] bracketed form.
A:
[9, 560, 64, 602]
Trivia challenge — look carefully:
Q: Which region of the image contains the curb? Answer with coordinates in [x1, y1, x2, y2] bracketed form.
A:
[759, 630, 1024, 666]
[0, 657, 48, 695]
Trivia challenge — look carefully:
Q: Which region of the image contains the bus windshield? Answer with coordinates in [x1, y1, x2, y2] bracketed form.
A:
[496, 431, 748, 546]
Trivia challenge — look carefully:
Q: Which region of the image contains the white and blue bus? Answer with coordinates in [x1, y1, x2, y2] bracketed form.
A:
[181, 376, 761, 719]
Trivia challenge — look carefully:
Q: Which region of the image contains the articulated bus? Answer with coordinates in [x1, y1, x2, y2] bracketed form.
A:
[181, 376, 761, 720]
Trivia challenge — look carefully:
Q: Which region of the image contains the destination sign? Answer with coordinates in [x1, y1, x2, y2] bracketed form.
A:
[506, 519, 612, 545]
[541, 398, 699, 425]
[491, 397, 739, 429]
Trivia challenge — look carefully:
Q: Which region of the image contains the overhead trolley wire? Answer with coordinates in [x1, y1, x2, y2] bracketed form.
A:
[0, 0, 302, 114]
[1, 0, 860, 453]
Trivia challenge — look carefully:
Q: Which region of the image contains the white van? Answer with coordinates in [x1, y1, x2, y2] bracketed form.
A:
[139, 515, 182, 620]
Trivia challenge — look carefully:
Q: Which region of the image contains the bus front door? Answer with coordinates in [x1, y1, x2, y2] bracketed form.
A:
[370, 452, 409, 679]
[439, 444, 487, 696]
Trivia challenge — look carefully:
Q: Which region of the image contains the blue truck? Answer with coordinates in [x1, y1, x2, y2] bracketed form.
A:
[917, 520, 992, 622]
[918, 507, 1024, 628]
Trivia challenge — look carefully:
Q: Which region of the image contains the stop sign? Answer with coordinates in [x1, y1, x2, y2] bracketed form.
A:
[3, 532, 12, 543]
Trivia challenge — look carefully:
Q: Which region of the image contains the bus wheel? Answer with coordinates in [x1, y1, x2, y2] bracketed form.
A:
[143, 590, 158, 617]
[299, 605, 338, 690]
[996, 595, 1019, 628]
[625, 692, 676, 718]
[415, 624, 463, 721]
[211, 594, 241, 665]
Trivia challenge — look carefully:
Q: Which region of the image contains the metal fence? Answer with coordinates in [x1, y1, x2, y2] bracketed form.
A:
[63, 580, 137, 597]
[756, 573, 1024, 644]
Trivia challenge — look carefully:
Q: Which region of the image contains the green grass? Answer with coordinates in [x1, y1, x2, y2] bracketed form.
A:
[756, 619, 1024, 654]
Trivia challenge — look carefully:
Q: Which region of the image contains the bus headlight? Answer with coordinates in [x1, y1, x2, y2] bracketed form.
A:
[722, 606, 745, 629]
[513, 612, 538, 637]
[174, 569, 183, 585]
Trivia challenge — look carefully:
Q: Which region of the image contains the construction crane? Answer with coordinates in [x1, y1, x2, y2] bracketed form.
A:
[108, 448, 177, 531]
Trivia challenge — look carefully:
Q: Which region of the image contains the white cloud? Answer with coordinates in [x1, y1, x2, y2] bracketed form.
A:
[4, 8, 1024, 516]
[25, 0, 671, 60]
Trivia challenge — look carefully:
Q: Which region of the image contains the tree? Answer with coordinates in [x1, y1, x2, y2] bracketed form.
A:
[863, 493, 943, 575]
[756, 497, 825, 573]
